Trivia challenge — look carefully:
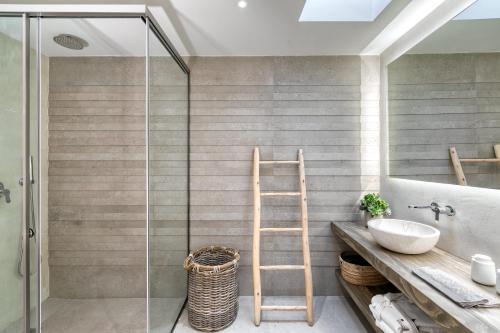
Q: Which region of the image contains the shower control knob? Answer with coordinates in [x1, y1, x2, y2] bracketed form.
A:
[0, 182, 11, 203]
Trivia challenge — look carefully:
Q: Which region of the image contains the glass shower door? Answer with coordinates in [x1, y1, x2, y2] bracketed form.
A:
[0, 15, 25, 333]
[148, 19, 189, 333]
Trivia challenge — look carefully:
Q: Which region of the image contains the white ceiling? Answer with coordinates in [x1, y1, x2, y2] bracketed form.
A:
[0, 0, 418, 57]
[0, 0, 411, 57]
[4, 1, 499, 59]
[0, 15, 177, 57]
[167, 0, 411, 56]
[39, 18, 147, 57]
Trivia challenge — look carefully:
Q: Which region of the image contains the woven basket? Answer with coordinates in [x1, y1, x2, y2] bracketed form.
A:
[339, 251, 388, 286]
[183, 246, 240, 332]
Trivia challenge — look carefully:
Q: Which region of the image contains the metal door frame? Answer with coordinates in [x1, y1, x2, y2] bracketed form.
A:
[1, 8, 190, 333]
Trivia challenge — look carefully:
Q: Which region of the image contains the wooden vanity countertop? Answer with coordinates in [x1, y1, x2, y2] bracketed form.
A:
[332, 221, 500, 333]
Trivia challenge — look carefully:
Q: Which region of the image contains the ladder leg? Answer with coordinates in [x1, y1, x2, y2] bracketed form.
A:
[252, 147, 262, 325]
[298, 149, 314, 326]
[449, 147, 467, 186]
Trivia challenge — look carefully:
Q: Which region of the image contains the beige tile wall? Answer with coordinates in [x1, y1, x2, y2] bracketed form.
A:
[48, 57, 147, 298]
[47, 55, 378, 298]
[188, 56, 379, 296]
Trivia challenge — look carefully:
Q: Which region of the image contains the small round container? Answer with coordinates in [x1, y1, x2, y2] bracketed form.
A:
[471, 254, 496, 286]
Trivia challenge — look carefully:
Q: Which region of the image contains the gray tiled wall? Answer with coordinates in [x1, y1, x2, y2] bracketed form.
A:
[188, 56, 378, 296]
[47, 55, 376, 298]
[47, 56, 190, 299]
[48, 57, 147, 298]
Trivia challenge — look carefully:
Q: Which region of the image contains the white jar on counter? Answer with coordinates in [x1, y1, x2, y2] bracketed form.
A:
[497, 270, 500, 295]
[471, 254, 496, 286]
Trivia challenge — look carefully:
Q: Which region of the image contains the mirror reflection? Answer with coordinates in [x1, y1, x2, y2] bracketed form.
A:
[387, 0, 500, 189]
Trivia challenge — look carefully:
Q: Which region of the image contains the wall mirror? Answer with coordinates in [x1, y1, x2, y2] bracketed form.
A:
[387, 0, 500, 189]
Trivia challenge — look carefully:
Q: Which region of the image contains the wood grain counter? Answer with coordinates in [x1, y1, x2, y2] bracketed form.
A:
[332, 222, 500, 333]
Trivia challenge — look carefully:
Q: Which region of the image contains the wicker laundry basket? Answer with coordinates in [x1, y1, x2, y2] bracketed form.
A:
[339, 251, 388, 286]
[183, 246, 240, 332]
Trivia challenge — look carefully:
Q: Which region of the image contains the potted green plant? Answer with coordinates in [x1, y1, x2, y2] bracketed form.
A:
[360, 193, 391, 227]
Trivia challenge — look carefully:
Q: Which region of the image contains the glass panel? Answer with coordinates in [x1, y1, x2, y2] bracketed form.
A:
[0, 15, 25, 333]
[29, 16, 40, 333]
[39, 17, 147, 333]
[148, 23, 189, 333]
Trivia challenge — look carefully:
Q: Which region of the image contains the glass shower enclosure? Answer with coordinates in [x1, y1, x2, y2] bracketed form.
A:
[0, 8, 189, 333]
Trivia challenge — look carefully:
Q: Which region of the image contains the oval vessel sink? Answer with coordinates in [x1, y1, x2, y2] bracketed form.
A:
[367, 219, 440, 254]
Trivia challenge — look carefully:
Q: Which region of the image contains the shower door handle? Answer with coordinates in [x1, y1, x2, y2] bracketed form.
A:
[19, 155, 34, 186]
[0, 182, 11, 203]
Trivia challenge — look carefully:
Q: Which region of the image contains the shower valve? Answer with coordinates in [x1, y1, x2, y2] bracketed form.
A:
[0, 182, 11, 203]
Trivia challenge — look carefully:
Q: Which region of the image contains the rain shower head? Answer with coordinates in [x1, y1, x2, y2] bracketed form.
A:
[53, 34, 89, 50]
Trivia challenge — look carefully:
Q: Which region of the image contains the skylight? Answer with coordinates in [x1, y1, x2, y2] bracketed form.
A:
[299, 0, 392, 22]
[454, 0, 500, 20]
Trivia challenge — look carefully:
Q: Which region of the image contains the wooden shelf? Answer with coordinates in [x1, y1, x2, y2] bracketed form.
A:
[336, 270, 389, 333]
[332, 222, 500, 333]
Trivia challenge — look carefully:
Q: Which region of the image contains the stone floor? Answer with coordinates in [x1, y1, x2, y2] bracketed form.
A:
[40, 297, 184, 333]
[3, 296, 368, 333]
[173, 296, 370, 333]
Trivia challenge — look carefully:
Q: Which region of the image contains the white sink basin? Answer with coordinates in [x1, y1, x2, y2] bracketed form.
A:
[367, 219, 440, 254]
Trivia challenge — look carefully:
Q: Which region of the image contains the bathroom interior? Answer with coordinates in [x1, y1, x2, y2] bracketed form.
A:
[1, 0, 500, 333]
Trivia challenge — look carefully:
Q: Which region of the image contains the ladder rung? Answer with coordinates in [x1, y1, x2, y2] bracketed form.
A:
[261, 305, 307, 311]
[260, 265, 305, 271]
[260, 161, 299, 165]
[260, 227, 303, 233]
[460, 158, 500, 163]
[261, 192, 301, 196]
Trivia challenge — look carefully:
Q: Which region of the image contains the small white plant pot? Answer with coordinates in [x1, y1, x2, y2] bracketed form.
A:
[362, 211, 382, 228]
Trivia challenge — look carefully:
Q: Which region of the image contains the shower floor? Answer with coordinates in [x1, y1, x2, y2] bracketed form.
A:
[41, 297, 184, 333]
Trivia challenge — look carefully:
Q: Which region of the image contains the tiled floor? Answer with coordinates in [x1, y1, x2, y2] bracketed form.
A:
[174, 296, 369, 333]
[40, 297, 184, 333]
[41, 298, 146, 333]
[3, 296, 367, 333]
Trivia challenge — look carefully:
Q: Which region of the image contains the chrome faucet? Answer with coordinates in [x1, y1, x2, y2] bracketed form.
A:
[408, 201, 455, 222]
[0, 182, 11, 204]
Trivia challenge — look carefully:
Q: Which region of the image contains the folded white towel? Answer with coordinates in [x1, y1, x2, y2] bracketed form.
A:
[369, 294, 386, 321]
[391, 295, 445, 333]
[369, 293, 418, 333]
[375, 319, 398, 333]
[370, 292, 445, 333]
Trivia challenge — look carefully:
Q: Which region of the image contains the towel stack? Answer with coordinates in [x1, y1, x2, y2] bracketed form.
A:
[369, 293, 444, 333]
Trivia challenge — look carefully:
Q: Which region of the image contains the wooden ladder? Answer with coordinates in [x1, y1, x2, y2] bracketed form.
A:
[252, 147, 314, 326]
[450, 144, 500, 185]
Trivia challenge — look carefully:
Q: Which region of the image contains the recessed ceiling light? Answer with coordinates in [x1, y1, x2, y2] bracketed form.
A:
[238, 1, 247, 9]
